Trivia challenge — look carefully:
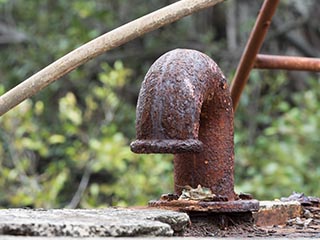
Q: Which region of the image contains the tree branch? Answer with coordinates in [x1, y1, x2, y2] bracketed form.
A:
[0, 0, 224, 116]
[65, 159, 93, 209]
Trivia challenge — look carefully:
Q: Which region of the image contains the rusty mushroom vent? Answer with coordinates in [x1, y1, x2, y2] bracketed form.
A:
[131, 48, 234, 198]
[131, 49, 258, 213]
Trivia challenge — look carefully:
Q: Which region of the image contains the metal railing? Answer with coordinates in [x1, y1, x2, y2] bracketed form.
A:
[230, 0, 320, 111]
[0, 0, 319, 116]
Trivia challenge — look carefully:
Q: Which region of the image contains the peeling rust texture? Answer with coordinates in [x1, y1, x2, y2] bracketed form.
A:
[130, 49, 235, 200]
[149, 199, 260, 213]
[130, 139, 203, 154]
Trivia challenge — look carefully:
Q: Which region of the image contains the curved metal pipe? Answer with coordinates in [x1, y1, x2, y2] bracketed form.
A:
[131, 49, 235, 200]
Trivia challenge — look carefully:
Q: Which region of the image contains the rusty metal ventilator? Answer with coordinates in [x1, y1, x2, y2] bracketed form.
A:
[131, 49, 258, 212]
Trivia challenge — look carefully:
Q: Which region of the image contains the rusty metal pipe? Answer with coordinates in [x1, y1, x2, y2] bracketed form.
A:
[230, 0, 280, 111]
[254, 54, 320, 72]
[131, 49, 236, 200]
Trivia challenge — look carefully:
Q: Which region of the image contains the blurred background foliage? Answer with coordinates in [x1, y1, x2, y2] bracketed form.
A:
[0, 0, 319, 208]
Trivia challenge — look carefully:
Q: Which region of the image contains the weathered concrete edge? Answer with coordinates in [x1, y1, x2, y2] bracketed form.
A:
[0, 236, 317, 240]
[1, 236, 315, 240]
[0, 208, 190, 237]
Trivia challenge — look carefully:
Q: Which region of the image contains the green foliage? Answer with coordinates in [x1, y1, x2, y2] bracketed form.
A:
[1, 1, 319, 208]
[0, 61, 173, 208]
[235, 74, 320, 199]
[1, 0, 174, 208]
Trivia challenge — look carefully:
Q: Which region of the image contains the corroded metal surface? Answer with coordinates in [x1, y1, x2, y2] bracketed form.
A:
[149, 199, 259, 213]
[130, 139, 203, 154]
[230, 0, 280, 110]
[253, 201, 302, 226]
[131, 49, 235, 200]
[254, 54, 320, 72]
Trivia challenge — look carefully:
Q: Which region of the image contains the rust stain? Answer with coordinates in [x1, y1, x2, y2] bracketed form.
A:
[149, 199, 259, 213]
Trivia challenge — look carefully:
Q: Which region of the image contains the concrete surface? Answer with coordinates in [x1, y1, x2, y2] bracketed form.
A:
[0, 237, 317, 240]
[0, 201, 315, 238]
[0, 208, 190, 237]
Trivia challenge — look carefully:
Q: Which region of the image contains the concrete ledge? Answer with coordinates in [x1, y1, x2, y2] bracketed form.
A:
[0, 208, 190, 237]
[253, 201, 302, 226]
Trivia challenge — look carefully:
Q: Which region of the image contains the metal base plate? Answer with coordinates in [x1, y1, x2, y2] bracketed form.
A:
[149, 199, 260, 213]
